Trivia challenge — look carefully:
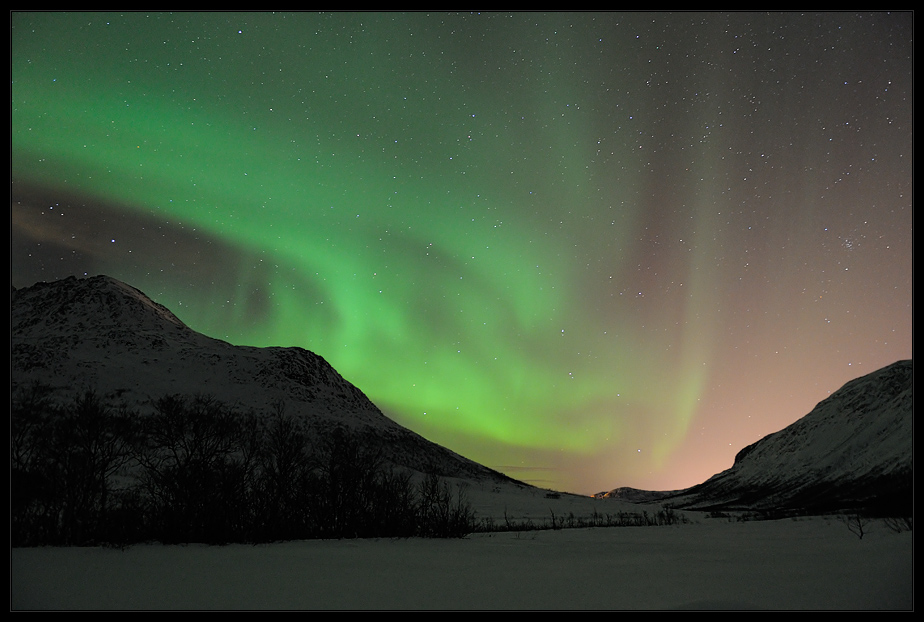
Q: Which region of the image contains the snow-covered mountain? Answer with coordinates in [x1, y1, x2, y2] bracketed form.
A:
[661, 360, 913, 515]
[11, 275, 913, 514]
[11, 275, 514, 484]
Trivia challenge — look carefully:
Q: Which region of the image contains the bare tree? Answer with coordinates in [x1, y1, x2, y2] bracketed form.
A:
[843, 513, 870, 540]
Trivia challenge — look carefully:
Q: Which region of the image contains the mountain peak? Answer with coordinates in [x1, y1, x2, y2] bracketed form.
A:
[11, 274, 510, 483]
[12, 274, 188, 336]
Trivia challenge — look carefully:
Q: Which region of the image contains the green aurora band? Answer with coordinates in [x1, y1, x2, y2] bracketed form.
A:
[12, 12, 803, 493]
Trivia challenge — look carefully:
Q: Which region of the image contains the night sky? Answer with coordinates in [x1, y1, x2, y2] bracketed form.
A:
[11, 12, 913, 495]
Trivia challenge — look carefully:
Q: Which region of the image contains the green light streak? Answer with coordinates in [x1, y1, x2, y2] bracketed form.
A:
[12, 12, 718, 491]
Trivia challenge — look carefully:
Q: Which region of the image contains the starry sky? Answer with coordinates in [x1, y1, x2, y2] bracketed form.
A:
[11, 12, 913, 495]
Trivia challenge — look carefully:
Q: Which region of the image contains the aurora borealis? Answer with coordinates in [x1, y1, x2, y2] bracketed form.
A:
[11, 12, 913, 495]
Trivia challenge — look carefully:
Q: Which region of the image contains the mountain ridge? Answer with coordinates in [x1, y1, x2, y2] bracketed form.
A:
[12, 275, 912, 513]
[11, 275, 517, 484]
[645, 359, 912, 515]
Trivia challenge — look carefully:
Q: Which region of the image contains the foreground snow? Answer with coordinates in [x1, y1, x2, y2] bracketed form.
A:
[12, 513, 911, 610]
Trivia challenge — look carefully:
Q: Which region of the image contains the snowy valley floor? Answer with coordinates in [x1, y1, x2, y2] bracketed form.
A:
[12, 495, 912, 610]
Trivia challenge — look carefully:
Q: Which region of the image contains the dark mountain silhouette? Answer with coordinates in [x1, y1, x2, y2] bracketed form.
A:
[11, 274, 516, 484]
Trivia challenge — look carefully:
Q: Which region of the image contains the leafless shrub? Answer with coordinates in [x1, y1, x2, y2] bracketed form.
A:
[881, 516, 913, 533]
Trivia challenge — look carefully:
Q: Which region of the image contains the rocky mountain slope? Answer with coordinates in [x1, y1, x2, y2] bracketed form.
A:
[661, 359, 913, 515]
[11, 275, 515, 484]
